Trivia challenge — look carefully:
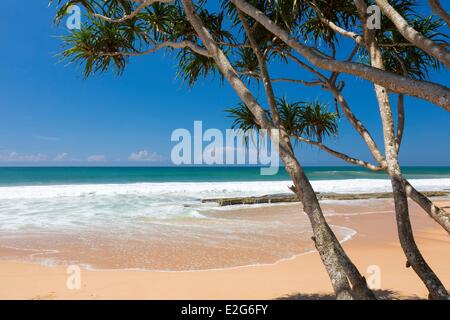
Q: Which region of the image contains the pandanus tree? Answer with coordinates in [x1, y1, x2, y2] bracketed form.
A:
[297, 0, 450, 235]
[52, 0, 376, 299]
[354, 0, 447, 299]
[227, 0, 449, 299]
[52, 0, 449, 299]
[226, 0, 449, 299]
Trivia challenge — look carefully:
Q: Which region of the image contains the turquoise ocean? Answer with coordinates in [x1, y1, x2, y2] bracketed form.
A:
[1, 166, 450, 186]
[0, 166, 449, 228]
[0, 166, 448, 270]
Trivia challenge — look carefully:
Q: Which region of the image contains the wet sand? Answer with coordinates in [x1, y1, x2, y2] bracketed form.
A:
[0, 199, 449, 300]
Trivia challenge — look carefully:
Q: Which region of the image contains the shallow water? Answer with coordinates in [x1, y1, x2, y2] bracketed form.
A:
[0, 202, 359, 271]
[0, 167, 448, 270]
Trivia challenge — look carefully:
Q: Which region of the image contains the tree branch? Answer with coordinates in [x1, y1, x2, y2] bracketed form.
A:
[306, 1, 365, 46]
[236, 8, 281, 127]
[294, 136, 383, 171]
[179, 0, 273, 132]
[93, 0, 173, 23]
[404, 180, 450, 234]
[104, 40, 212, 57]
[272, 78, 323, 86]
[277, 50, 328, 82]
[327, 83, 387, 167]
[329, 44, 360, 85]
[231, 0, 450, 111]
[428, 0, 450, 28]
[217, 41, 251, 48]
[239, 70, 323, 86]
[375, 0, 450, 68]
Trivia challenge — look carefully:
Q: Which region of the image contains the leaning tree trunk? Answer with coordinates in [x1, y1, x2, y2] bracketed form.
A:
[362, 9, 449, 297]
[403, 178, 450, 235]
[375, 0, 450, 67]
[390, 174, 449, 299]
[374, 73, 449, 300]
[373, 74, 448, 299]
[280, 150, 353, 299]
[371, 58, 449, 300]
[279, 140, 375, 300]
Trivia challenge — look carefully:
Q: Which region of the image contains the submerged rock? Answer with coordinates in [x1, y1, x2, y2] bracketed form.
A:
[202, 191, 449, 206]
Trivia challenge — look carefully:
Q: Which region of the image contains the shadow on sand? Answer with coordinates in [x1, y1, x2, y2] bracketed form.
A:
[277, 289, 421, 300]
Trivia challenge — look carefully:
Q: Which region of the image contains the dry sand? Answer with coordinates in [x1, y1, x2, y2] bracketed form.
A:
[0, 199, 449, 300]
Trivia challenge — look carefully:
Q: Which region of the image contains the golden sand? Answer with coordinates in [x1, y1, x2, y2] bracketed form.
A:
[0, 199, 448, 300]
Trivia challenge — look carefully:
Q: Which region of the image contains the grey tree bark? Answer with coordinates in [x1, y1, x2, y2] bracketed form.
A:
[372, 55, 449, 300]
[404, 180, 450, 234]
[358, 0, 449, 299]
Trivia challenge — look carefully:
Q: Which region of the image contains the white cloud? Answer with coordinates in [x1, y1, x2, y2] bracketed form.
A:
[87, 154, 106, 162]
[128, 150, 163, 162]
[54, 153, 69, 161]
[0, 151, 48, 162]
[35, 135, 61, 142]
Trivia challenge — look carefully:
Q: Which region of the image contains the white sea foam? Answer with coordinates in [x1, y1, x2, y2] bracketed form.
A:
[0, 178, 449, 199]
[0, 178, 447, 270]
[0, 178, 448, 232]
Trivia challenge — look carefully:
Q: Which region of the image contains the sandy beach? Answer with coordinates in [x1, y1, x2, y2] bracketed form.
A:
[2, 0, 450, 305]
[0, 198, 448, 300]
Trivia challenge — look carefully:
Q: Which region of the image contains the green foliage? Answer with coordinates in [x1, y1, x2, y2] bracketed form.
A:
[142, 4, 181, 42]
[52, 0, 447, 83]
[226, 98, 338, 142]
[221, 0, 306, 32]
[234, 47, 260, 81]
[378, 16, 446, 79]
[358, 0, 445, 79]
[52, 0, 232, 81]
[297, 99, 338, 142]
[276, 96, 304, 136]
[177, 50, 220, 86]
[174, 7, 233, 85]
[300, 0, 358, 48]
[226, 102, 265, 132]
[61, 15, 140, 77]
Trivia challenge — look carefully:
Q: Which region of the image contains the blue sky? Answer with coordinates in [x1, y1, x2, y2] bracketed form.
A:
[0, 1, 448, 166]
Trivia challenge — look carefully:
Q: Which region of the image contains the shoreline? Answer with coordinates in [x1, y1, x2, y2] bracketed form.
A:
[0, 198, 448, 299]
[0, 225, 356, 274]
